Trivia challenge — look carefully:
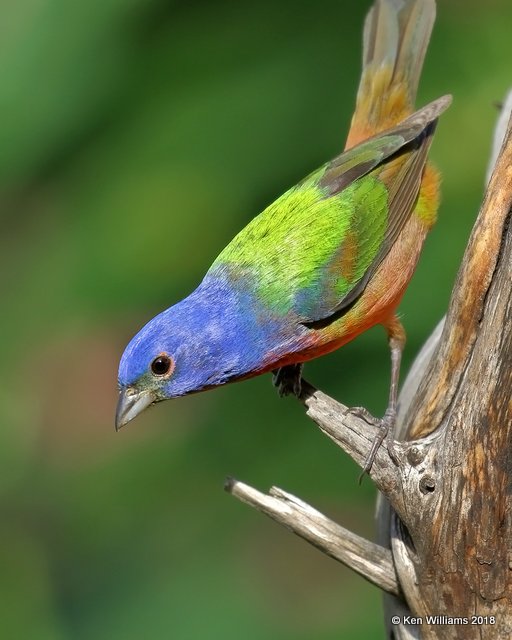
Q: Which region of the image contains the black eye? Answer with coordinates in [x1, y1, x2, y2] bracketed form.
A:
[150, 354, 173, 377]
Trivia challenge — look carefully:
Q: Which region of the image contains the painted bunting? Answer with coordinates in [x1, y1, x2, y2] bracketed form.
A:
[116, 0, 450, 470]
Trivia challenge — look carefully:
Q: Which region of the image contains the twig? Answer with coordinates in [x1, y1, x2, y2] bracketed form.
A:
[225, 477, 400, 596]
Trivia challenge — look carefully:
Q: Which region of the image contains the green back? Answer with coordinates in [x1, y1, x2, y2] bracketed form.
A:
[210, 173, 388, 319]
[209, 96, 450, 322]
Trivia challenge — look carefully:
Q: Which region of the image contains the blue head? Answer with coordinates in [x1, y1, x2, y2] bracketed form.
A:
[116, 275, 290, 429]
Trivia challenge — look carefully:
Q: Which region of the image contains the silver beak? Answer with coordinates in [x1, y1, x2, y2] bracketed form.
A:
[115, 387, 155, 431]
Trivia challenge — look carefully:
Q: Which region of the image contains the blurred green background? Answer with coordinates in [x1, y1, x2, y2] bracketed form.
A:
[1, 0, 510, 638]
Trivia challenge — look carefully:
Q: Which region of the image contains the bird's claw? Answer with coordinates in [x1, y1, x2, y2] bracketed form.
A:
[350, 406, 381, 426]
[272, 364, 303, 398]
[348, 406, 399, 482]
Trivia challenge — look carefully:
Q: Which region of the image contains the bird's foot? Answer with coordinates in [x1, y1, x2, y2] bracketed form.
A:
[349, 406, 399, 480]
[272, 364, 303, 398]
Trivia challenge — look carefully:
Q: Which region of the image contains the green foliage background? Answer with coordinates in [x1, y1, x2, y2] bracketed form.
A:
[1, 1, 511, 637]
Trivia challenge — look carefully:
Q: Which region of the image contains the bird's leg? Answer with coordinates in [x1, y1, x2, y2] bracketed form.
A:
[272, 363, 304, 398]
[353, 316, 405, 476]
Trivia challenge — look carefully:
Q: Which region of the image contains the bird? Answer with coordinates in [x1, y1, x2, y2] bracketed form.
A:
[116, 0, 450, 472]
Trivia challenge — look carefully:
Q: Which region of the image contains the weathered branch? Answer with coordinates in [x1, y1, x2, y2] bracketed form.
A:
[299, 381, 402, 496]
[225, 478, 399, 596]
[487, 90, 512, 185]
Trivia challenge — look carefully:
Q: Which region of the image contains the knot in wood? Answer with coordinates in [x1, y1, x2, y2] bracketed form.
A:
[406, 446, 425, 466]
[419, 475, 436, 495]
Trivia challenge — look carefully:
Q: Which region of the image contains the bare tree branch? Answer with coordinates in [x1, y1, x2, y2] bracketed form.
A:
[225, 477, 400, 596]
[299, 381, 403, 495]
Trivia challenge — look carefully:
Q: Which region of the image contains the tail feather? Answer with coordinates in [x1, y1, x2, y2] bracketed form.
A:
[362, 0, 399, 73]
[394, 0, 435, 102]
[346, 0, 436, 149]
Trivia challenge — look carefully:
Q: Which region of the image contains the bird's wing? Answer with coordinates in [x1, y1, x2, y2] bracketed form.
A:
[209, 97, 450, 322]
[298, 96, 450, 323]
[319, 95, 449, 194]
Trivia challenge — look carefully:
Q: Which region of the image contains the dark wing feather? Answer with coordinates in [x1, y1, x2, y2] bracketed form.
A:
[320, 95, 450, 196]
[304, 95, 450, 324]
